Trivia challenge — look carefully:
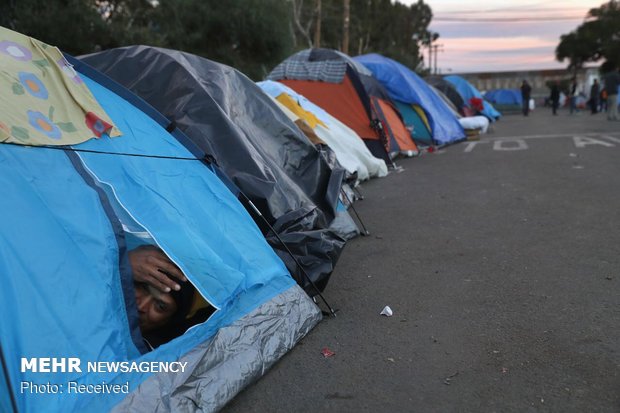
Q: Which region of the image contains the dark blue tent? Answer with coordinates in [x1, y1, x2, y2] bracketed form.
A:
[485, 89, 523, 106]
[354, 54, 465, 146]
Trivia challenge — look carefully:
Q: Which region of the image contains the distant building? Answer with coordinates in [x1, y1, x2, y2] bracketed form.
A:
[455, 67, 600, 98]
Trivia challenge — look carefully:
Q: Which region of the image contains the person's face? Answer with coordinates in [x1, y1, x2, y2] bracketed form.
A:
[134, 283, 178, 332]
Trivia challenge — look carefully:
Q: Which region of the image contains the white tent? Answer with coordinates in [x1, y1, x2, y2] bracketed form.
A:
[258, 80, 388, 182]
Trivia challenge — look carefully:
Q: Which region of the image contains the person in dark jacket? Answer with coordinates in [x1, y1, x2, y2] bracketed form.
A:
[521, 80, 532, 116]
[550, 81, 560, 116]
[590, 79, 600, 114]
[604, 67, 620, 121]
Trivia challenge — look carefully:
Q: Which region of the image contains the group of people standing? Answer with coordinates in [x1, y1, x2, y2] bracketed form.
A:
[540, 67, 620, 120]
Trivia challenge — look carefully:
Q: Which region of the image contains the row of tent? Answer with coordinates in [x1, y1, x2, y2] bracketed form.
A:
[1, 26, 502, 413]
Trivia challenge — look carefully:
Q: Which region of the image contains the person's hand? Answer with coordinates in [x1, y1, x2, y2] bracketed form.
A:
[128, 245, 187, 293]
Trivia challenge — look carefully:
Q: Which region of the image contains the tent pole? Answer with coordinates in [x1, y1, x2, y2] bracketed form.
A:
[340, 188, 370, 236]
[197, 155, 337, 317]
[242, 194, 337, 317]
[370, 120, 398, 170]
[0, 344, 18, 413]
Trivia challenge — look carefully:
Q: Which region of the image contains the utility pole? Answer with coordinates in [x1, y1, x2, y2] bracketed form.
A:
[314, 0, 322, 48]
[428, 44, 432, 74]
[427, 32, 440, 75]
[342, 0, 350, 55]
[432, 44, 443, 75]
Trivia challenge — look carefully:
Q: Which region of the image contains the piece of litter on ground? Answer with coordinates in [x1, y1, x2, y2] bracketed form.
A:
[387, 357, 395, 363]
[606, 276, 613, 280]
[443, 371, 459, 385]
[572, 165, 584, 169]
[502, 367, 509, 373]
[321, 347, 335, 358]
[569, 153, 577, 157]
[380, 306, 393, 317]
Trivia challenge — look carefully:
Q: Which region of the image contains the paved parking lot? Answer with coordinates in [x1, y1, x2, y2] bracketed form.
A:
[225, 108, 620, 413]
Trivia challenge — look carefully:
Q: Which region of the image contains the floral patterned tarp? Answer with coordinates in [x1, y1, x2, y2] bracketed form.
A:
[0, 26, 120, 146]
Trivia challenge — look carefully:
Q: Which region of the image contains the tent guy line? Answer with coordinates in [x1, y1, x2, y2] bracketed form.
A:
[0, 141, 202, 161]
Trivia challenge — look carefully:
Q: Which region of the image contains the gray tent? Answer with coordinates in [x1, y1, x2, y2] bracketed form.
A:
[81, 46, 352, 294]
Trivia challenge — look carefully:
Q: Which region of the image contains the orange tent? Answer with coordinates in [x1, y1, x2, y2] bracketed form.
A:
[269, 49, 418, 162]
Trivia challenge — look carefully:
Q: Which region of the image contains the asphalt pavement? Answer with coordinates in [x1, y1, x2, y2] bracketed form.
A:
[224, 107, 620, 413]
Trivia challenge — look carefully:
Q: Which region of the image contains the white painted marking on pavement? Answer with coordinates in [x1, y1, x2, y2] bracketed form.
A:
[601, 135, 620, 144]
[463, 141, 488, 153]
[486, 132, 620, 142]
[573, 136, 614, 148]
[493, 139, 528, 151]
[460, 132, 620, 153]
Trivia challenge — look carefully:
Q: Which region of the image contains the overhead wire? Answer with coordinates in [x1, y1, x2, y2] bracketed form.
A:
[433, 16, 588, 22]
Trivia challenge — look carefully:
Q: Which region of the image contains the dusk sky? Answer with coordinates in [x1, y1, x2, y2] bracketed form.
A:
[399, 0, 605, 73]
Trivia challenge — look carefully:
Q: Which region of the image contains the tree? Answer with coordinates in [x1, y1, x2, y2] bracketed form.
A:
[289, 0, 433, 72]
[556, 0, 620, 72]
[95, 0, 161, 47]
[0, 0, 111, 55]
[152, 0, 293, 80]
[1, 0, 434, 79]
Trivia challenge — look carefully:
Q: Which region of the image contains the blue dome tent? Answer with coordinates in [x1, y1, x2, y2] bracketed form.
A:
[0, 27, 321, 413]
[445, 75, 502, 121]
[484, 88, 523, 112]
[354, 54, 466, 146]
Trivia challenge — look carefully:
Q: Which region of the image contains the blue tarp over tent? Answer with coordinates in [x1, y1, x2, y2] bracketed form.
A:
[353, 54, 465, 146]
[484, 89, 523, 106]
[0, 69, 305, 412]
[445, 75, 502, 121]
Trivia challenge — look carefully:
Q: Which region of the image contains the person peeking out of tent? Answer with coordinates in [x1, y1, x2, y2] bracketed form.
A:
[129, 245, 214, 350]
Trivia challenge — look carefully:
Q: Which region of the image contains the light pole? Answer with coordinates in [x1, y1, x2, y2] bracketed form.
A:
[427, 32, 439, 74]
